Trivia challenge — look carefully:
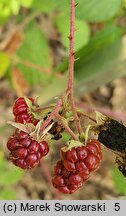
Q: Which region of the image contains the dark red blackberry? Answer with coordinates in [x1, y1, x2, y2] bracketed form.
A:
[52, 160, 83, 194]
[13, 97, 38, 124]
[7, 130, 49, 169]
[61, 139, 102, 178]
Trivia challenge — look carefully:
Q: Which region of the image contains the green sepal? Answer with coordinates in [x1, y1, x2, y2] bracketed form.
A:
[95, 111, 109, 125]
[24, 97, 33, 109]
[62, 140, 83, 152]
[30, 120, 54, 142]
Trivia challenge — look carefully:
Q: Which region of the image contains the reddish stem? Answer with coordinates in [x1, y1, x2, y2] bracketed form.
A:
[67, 0, 75, 91]
[37, 0, 82, 138]
[67, 0, 82, 135]
[55, 113, 78, 140]
[40, 99, 62, 131]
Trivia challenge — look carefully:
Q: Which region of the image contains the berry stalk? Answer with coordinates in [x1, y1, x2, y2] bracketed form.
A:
[40, 99, 62, 132]
[55, 113, 78, 140]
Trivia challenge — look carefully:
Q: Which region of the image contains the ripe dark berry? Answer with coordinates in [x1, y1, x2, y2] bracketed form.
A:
[7, 130, 49, 169]
[61, 140, 102, 179]
[52, 160, 83, 194]
[13, 97, 38, 124]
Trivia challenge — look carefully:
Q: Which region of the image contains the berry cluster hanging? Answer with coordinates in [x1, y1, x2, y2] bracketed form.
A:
[6, 0, 126, 195]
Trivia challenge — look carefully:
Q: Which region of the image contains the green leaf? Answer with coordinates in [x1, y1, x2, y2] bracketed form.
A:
[75, 39, 122, 82]
[0, 52, 10, 78]
[0, 150, 6, 169]
[52, 0, 121, 22]
[0, 188, 16, 200]
[38, 75, 67, 104]
[0, 166, 23, 186]
[53, 25, 126, 95]
[37, 25, 124, 104]
[17, 23, 53, 86]
[55, 13, 90, 51]
[123, 0, 126, 8]
[0, 0, 19, 18]
[73, 37, 126, 94]
[31, 0, 56, 13]
[20, 0, 33, 8]
[76, 0, 122, 22]
[61, 132, 71, 142]
[55, 25, 123, 74]
[0, 149, 23, 186]
[111, 168, 126, 195]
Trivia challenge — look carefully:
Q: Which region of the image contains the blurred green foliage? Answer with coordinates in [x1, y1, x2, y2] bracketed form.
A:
[0, 0, 33, 23]
[0, 0, 125, 92]
[0, 0, 126, 198]
[0, 52, 10, 78]
[0, 150, 23, 199]
[111, 168, 126, 195]
[17, 22, 52, 85]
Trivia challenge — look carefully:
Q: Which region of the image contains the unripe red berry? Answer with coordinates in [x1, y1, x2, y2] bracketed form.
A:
[13, 97, 38, 124]
[7, 130, 49, 169]
[7, 137, 19, 151]
[84, 153, 100, 171]
[61, 139, 102, 180]
[52, 160, 83, 194]
[15, 113, 31, 123]
[39, 141, 49, 157]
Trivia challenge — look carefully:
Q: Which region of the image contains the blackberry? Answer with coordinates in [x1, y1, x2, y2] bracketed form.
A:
[7, 130, 49, 169]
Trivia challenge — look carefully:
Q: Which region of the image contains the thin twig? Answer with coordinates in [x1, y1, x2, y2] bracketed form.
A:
[55, 113, 78, 140]
[40, 99, 62, 131]
[33, 105, 55, 113]
[77, 109, 97, 123]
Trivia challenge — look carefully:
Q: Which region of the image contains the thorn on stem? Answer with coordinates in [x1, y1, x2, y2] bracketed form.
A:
[74, 57, 80, 62]
[68, 35, 72, 40]
[74, 28, 79, 32]
[74, 3, 79, 7]
[72, 51, 75, 56]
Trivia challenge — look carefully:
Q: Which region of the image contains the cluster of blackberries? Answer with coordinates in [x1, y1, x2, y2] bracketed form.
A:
[7, 97, 49, 169]
[52, 139, 102, 194]
[7, 97, 102, 194]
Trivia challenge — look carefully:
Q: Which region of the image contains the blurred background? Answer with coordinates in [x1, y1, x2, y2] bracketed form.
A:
[0, 0, 126, 200]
